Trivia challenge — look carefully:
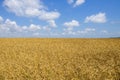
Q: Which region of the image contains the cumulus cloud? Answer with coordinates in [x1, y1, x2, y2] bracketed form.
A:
[63, 29, 76, 35]
[3, 0, 43, 17]
[85, 12, 107, 23]
[0, 16, 4, 23]
[67, 0, 74, 4]
[3, 19, 21, 32]
[63, 20, 80, 27]
[43, 26, 51, 31]
[74, 0, 85, 7]
[28, 24, 41, 31]
[47, 20, 57, 27]
[39, 11, 60, 21]
[3, 0, 60, 26]
[63, 28, 96, 35]
[0, 17, 42, 37]
[63, 20, 80, 35]
[77, 28, 96, 34]
[67, 0, 85, 7]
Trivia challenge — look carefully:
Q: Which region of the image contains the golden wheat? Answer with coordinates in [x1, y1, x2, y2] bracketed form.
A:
[0, 38, 120, 80]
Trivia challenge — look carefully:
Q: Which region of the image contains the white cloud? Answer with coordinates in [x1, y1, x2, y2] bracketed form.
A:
[63, 28, 73, 34]
[63, 20, 80, 27]
[74, 0, 85, 7]
[21, 24, 41, 32]
[63, 28, 96, 35]
[85, 12, 107, 23]
[67, 0, 74, 4]
[67, 0, 85, 7]
[101, 30, 108, 34]
[3, 0, 60, 25]
[64, 30, 76, 35]
[22, 26, 28, 30]
[63, 20, 80, 35]
[65, 27, 73, 31]
[43, 26, 51, 31]
[77, 28, 95, 34]
[85, 28, 95, 32]
[33, 32, 40, 36]
[0, 16, 4, 23]
[0, 17, 42, 36]
[39, 11, 60, 21]
[47, 20, 57, 27]
[28, 24, 41, 31]
[3, 19, 21, 32]
[25, 9, 41, 17]
[3, 0, 43, 17]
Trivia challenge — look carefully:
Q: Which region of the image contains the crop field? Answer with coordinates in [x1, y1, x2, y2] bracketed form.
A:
[0, 38, 120, 80]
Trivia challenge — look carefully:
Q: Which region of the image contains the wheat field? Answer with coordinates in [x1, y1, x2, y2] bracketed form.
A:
[0, 38, 120, 80]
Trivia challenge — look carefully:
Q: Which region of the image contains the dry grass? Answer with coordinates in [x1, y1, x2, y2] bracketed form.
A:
[0, 38, 120, 80]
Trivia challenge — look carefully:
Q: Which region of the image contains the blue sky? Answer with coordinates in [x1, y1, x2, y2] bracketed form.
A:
[0, 0, 120, 38]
